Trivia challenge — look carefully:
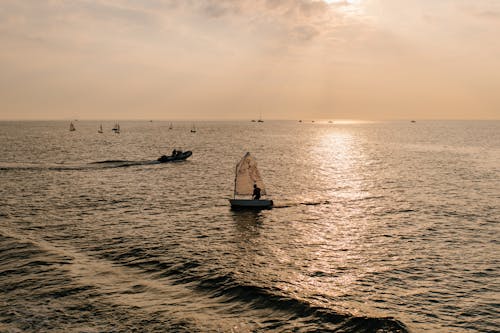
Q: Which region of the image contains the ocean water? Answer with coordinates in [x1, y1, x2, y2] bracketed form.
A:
[0, 120, 498, 333]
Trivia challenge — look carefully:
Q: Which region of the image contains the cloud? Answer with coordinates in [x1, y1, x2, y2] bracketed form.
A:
[457, 0, 500, 21]
[292, 25, 320, 41]
[0, 0, 499, 120]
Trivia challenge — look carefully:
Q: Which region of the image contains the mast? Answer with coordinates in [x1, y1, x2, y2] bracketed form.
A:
[233, 163, 238, 199]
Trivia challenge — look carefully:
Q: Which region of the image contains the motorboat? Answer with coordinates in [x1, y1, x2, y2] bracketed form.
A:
[157, 150, 192, 163]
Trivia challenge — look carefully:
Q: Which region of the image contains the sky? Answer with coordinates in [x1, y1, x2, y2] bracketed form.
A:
[0, 0, 499, 120]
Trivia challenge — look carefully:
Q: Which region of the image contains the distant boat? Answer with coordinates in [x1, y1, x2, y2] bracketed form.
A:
[169, 122, 173, 130]
[69, 122, 76, 131]
[98, 124, 103, 133]
[298, 120, 302, 123]
[411, 120, 416, 123]
[229, 152, 273, 209]
[257, 113, 264, 123]
[157, 150, 192, 163]
[112, 123, 120, 134]
[190, 124, 197, 133]
[251, 120, 256, 122]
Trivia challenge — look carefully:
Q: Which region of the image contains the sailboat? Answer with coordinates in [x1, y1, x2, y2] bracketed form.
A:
[257, 113, 264, 123]
[190, 123, 196, 133]
[229, 152, 273, 209]
[69, 122, 76, 131]
[98, 124, 103, 133]
[112, 122, 120, 134]
[169, 122, 173, 130]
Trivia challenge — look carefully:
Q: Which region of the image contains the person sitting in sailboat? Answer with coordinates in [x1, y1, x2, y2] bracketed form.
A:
[252, 184, 261, 200]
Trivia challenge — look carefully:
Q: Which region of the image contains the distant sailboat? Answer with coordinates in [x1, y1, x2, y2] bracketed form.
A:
[229, 152, 273, 209]
[98, 124, 103, 133]
[257, 113, 264, 123]
[112, 122, 120, 134]
[169, 122, 173, 130]
[190, 124, 196, 133]
[69, 122, 76, 131]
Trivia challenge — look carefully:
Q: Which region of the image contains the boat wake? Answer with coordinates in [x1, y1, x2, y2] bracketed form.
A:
[0, 160, 167, 171]
[271, 200, 332, 209]
[88, 160, 160, 168]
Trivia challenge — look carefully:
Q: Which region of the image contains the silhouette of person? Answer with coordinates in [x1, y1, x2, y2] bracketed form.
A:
[252, 184, 261, 200]
[172, 149, 177, 156]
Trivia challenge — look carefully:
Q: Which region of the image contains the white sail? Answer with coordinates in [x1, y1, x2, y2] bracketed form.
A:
[69, 122, 76, 131]
[234, 152, 267, 196]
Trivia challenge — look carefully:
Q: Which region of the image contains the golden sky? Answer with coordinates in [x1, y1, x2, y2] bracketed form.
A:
[0, 0, 499, 120]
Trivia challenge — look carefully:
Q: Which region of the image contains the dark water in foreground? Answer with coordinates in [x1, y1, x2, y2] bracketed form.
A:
[0, 120, 498, 332]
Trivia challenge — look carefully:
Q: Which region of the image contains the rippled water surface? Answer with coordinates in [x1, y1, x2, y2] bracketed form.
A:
[0, 120, 498, 332]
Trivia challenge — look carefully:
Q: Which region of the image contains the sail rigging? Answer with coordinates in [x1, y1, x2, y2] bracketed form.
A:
[233, 152, 267, 197]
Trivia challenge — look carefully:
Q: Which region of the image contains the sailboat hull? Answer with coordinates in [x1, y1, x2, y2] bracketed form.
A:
[229, 199, 273, 209]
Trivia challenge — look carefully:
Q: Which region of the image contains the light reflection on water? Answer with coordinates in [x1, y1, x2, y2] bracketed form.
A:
[317, 129, 374, 205]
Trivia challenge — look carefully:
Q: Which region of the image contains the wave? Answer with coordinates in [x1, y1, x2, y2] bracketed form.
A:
[104, 249, 409, 333]
[193, 273, 408, 332]
[0, 233, 199, 332]
[0, 232, 408, 333]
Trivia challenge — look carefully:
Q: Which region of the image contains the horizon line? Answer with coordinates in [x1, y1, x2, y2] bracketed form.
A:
[0, 118, 499, 122]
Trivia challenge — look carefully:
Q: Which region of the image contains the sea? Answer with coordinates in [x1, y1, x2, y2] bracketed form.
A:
[0, 120, 498, 333]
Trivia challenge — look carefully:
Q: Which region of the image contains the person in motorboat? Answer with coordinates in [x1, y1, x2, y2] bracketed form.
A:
[252, 184, 261, 200]
[172, 149, 177, 156]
